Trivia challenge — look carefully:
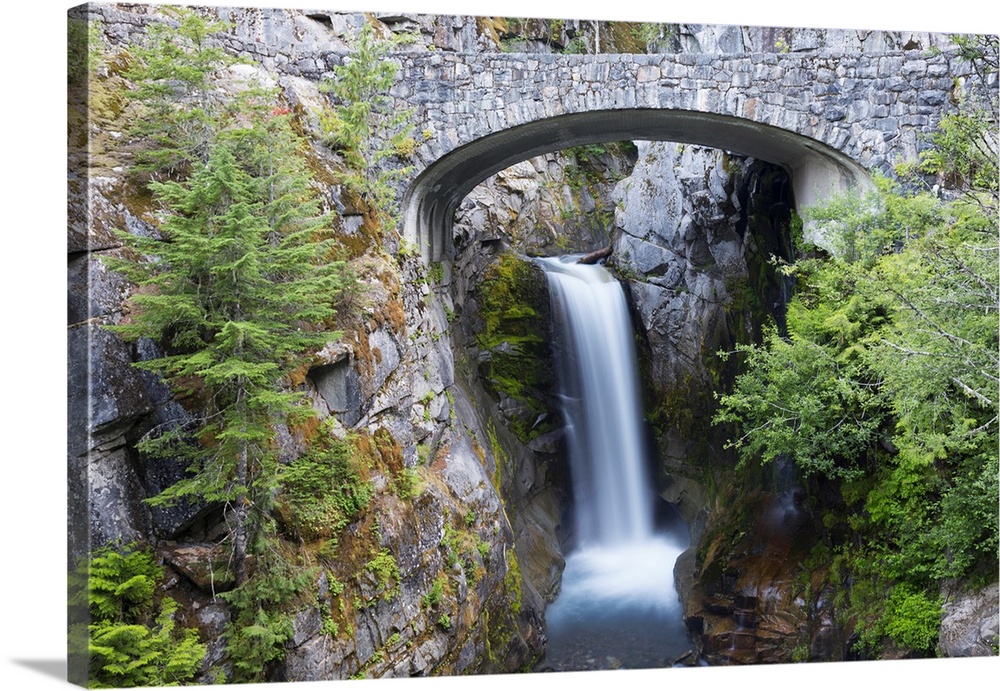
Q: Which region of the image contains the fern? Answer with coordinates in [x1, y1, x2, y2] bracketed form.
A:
[83, 544, 206, 688]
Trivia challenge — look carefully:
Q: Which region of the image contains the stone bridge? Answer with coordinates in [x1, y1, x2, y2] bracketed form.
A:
[392, 50, 975, 261]
[84, 4, 981, 263]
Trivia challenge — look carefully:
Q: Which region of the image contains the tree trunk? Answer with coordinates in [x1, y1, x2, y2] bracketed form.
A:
[233, 445, 250, 587]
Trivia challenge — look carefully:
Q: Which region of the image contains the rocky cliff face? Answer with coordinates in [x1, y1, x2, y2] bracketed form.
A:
[606, 140, 858, 663]
[69, 5, 562, 681]
[609, 141, 794, 525]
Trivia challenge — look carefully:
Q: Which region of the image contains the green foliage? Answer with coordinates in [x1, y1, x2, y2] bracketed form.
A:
[81, 544, 206, 688]
[919, 106, 999, 199]
[89, 603, 206, 689]
[365, 548, 401, 600]
[219, 557, 313, 683]
[562, 144, 608, 189]
[920, 35, 997, 208]
[500, 37, 528, 53]
[123, 8, 234, 176]
[855, 581, 943, 655]
[562, 36, 589, 54]
[714, 321, 885, 480]
[320, 22, 415, 226]
[320, 611, 339, 638]
[718, 173, 998, 560]
[106, 11, 353, 590]
[713, 42, 998, 656]
[87, 545, 161, 624]
[715, 248, 892, 480]
[882, 586, 943, 652]
[278, 432, 374, 544]
[633, 22, 674, 51]
[804, 175, 943, 266]
[442, 519, 481, 583]
[394, 466, 421, 499]
[476, 538, 490, 561]
[428, 261, 445, 284]
[421, 575, 447, 609]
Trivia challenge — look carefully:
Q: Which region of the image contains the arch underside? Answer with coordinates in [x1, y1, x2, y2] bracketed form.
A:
[402, 108, 872, 262]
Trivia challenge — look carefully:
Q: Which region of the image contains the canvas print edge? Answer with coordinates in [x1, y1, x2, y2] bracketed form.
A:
[70, 1, 996, 688]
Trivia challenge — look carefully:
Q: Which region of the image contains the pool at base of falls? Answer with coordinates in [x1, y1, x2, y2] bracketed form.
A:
[538, 536, 695, 671]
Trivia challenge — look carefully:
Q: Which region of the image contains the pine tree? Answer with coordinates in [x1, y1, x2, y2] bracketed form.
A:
[123, 7, 233, 177]
[110, 126, 346, 584]
[319, 22, 416, 226]
[106, 10, 351, 585]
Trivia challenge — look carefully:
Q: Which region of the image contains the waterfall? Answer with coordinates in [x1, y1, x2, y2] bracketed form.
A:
[541, 257, 654, 546]
[537, 255, 693, 671]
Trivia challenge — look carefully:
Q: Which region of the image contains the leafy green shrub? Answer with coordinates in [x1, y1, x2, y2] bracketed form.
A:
[278, 432, 374, 544]
[365, 548, 401, 600]
[421, 575, 447, 609]
[882, 585, 943, 652]
[854, 578, 944, 656]
[713, 268, 888, 482]
[713, 38, 997, 659]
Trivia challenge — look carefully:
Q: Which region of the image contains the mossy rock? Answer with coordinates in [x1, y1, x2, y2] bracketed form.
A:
[474, 253, 559, 443]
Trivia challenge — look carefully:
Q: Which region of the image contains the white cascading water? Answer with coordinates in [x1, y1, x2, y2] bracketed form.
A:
[538, 255, 692, 671]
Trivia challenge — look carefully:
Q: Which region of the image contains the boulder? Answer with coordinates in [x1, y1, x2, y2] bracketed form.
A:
[938, 582, 1000, 657]
[158, 542, 235, 592]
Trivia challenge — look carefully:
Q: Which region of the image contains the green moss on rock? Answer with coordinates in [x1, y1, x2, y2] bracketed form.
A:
[474, 253, 557, 442]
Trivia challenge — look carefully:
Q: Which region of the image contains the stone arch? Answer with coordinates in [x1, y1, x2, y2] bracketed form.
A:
[401, 108, 872, 261]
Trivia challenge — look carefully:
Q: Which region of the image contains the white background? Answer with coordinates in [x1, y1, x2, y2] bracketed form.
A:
[3, 1, 997, 689]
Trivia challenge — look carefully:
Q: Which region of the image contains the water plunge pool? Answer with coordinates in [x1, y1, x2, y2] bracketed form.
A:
[541, 536, 693, 671]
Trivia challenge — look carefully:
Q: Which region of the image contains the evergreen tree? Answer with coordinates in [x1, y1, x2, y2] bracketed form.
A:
[124, 7, 233, 177]
[319, 22, 416, 226]
[110, 127, 346, 584]
[107, 10, 351, 586]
